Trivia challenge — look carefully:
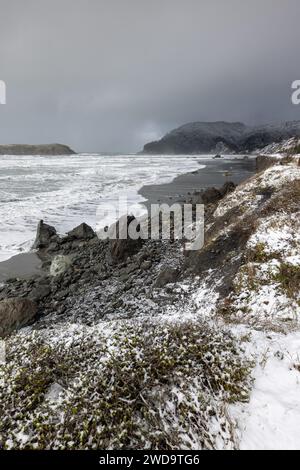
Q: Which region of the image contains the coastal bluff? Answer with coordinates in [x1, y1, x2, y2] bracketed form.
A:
[0, 143, 76, 155]
[141, 120, 300, 155]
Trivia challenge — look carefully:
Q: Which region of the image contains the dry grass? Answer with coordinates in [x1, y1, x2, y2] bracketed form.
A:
[261, 179, 300, 217]
[273, 263, 300, 302]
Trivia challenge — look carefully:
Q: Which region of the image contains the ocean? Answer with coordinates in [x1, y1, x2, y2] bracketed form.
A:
[0, 154, 203, 262]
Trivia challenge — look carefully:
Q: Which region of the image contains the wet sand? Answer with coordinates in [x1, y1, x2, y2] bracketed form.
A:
[139, 157, 256, 207]
[0, 252, 43, 283]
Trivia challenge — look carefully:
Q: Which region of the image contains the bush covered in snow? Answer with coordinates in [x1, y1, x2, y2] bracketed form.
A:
[0, 320, 252, 450]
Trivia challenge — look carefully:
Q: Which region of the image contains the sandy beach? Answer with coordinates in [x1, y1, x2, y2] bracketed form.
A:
[0, 252, 43, 283]
[139, 156, 256, 207]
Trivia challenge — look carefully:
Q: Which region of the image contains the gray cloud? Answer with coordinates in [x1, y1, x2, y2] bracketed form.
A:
[0, 0, 300, 152]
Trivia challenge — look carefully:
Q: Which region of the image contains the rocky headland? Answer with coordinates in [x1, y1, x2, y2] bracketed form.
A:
[0, 144, 76, 155]
[141, 120, 300, 155]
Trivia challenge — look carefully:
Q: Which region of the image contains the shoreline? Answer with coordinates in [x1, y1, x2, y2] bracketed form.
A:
[0, 156, 256, 282]
[0, 252, 44, 284]
[139, 156, 256, 207]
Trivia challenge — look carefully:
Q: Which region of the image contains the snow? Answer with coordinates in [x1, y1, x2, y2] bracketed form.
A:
[214, 163, 300, 219]
[232, 330, 300, 450]
[260, 137, 300, 156]
[214, 160, 300, 449]
[247, 212, 300, 258]
[45, 383, 66, 403]
[231, 283, 300, 326]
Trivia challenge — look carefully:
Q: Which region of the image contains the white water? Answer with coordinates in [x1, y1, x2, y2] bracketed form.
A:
[0, 154, 202, 262]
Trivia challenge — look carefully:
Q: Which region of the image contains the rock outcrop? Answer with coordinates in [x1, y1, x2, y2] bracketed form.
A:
[141, 120, 300, 155]
[0, 144, 76, 155]
[50, 255, 72, 277]
[0, 298, 37, 338]
[109, 215, 144, 263]
[256, 155, 277, 172]
[191, 182, 236, 205]
[67, 223, 96, 240]
[32, 220, 57, 249]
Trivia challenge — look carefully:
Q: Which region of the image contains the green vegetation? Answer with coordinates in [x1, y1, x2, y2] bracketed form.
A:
[0, 321, 253, 450]
[273, 263, 300, 301]
[247, 243, 269, 263]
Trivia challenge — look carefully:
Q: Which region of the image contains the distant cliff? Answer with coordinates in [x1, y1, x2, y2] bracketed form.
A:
[0, 144, 76, 155]
[141, 121, 300, 154]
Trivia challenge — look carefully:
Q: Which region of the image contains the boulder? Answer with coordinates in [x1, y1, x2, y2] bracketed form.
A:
[256, 155, 276, 172]
[33, 220, 57, 249]
[109, 216, 143, 263]
[155, 267, 179, 288]
[50, 255, 72, 277]
[141, 260, 152, 270]
[29, 284, 51, 302]
[67, 223, 96, 240]
[192, 183, 236, 205]
[201, 187, 222, 204]
[219, 181, 236, 197]
[0, 298, 38, 338]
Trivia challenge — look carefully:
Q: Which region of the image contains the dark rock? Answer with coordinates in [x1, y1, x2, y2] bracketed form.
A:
[201, 187, 222, 204]
[67, 223, 96, 240]
[109, 216, 144, 263]
[0, 298, 38, 337]
[29, 284, 51, 302]
[219, 181, 236, 197]
[48, 241, 59, 251]
[192, 182, 236, 205]
[33, 220, 57, 249]
[55, 290, 69, 300]
[155, 267, 179, 288]
[125, 263, 139, 274]
[141, 260, 152, 270]
[256, 155, 276, 172]
[0, 144, 76, 155]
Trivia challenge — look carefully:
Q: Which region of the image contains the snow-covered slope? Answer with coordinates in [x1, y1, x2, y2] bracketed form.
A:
[259, 136, 300, 156]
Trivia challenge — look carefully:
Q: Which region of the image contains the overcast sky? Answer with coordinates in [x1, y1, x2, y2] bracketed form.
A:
[0, 0, 300, 152]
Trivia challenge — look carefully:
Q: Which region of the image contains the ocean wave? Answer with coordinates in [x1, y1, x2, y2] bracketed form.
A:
[0, 154, 202, 262]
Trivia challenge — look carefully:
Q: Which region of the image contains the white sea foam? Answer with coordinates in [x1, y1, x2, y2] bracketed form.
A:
[0, 154, 203, 262]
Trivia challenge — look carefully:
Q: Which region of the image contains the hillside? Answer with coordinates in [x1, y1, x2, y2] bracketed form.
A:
[0, 144, 76, 155]
[141, 121, 300, 155]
